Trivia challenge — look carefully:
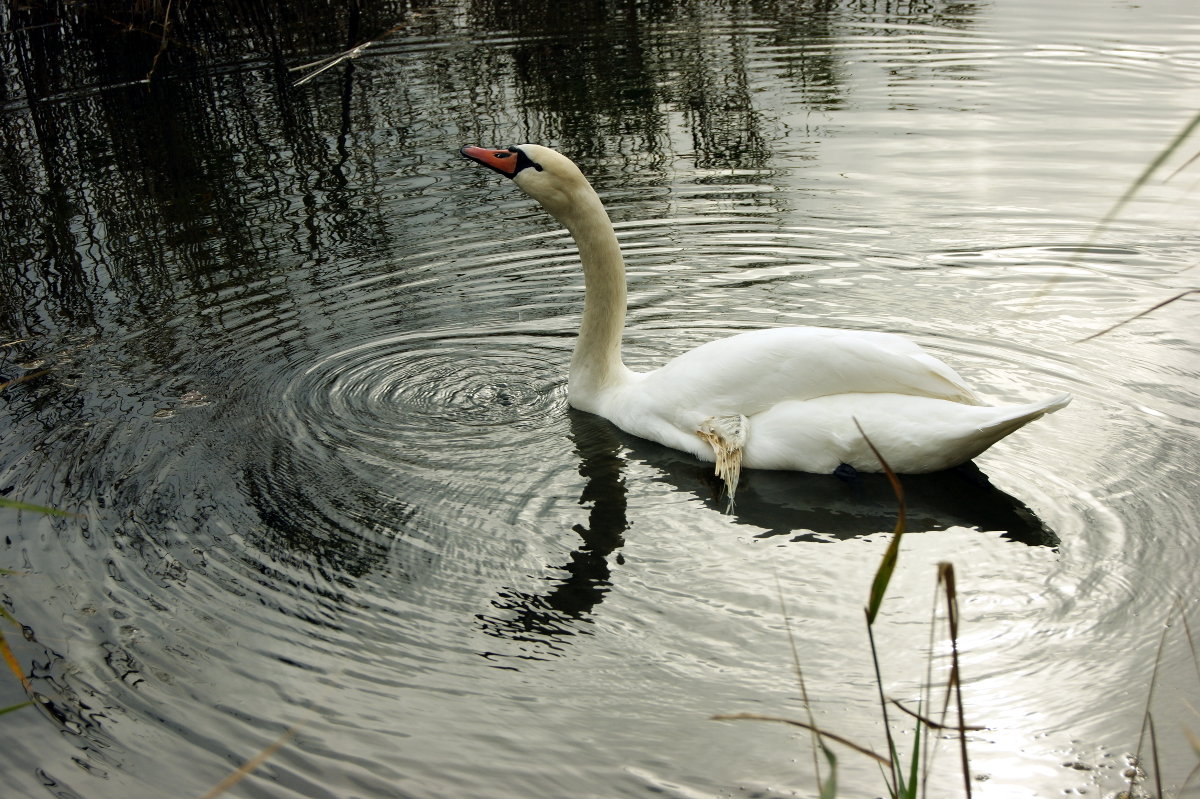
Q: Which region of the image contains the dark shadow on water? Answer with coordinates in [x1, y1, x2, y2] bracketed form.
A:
[628, 435, 1060, 548]
[479, 408, 1057, 658]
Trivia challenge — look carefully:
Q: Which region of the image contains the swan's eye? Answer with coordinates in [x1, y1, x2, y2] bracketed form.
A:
[513, 148, 544, 173]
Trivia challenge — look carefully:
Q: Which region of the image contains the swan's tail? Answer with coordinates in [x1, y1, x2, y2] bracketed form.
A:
[978, 392, 1072, 437]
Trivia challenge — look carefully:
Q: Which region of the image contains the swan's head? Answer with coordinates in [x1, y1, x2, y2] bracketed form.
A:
[460, 144, 595, 221]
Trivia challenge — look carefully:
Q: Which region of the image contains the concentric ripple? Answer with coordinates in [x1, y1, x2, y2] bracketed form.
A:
[290, 329, 568, 448]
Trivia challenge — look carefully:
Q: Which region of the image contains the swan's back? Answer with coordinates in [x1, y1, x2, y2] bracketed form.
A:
[635, 326, 981, 418]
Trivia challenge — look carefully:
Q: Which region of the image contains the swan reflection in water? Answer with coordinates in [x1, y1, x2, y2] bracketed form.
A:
[476, 410, 1057, 658]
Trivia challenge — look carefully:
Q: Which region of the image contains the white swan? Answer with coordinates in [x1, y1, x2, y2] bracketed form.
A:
[462, 144, 1070, 502]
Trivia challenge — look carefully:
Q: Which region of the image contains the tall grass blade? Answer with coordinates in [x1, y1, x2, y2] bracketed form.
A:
[866, 620, 902, 796]
[1181, 733, 1200, 797]
[1147, 713, 1163, 799]
[904, 714, 922, 799]
[1041, 109, 1200, 329]
[0, 605, 20, 626]
[891, 700, 985, 732]
[1181, 601, 1200, 684]
[290, 24, 408, 86]
[1181, 604, 1200, 794]
[855, 419, 907, 626]
[866, 530, 903, 628]
[1128, 622, 1172, 797]
[818, 742, 838, 799]
[853, 418, 908, 795]
[775, 576, 827, 791]
[0, 701, 32, 716]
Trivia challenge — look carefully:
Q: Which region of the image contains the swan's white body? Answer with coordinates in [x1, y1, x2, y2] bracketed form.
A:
[462, 144, 1070, 495]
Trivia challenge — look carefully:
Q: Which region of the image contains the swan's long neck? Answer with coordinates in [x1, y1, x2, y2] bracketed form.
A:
[552, 189, 630, 404]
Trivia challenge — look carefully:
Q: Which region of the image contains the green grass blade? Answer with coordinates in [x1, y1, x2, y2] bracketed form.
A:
[855, 419, 907, 626]
[900, 714, 921, 799]
[0, 701, 32, 716]
[0, 498, 76, 517]
[818, 742, 839, 799]
[867, 523, 903, 626]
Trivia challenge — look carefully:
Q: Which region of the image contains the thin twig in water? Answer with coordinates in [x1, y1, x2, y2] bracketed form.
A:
[291, 24, 407, 86]
[198, 724, 302, 799]
[0, 370, 50, 392]
[890, 699, 985, 732]
[145, 0, 174, 84]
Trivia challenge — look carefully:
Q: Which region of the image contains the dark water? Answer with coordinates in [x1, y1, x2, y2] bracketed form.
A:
[2, 1, 1198, 796]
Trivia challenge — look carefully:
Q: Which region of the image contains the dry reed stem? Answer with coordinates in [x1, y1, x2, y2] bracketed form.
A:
[198, 724, 301, 799]
[712, 713, 889, 766]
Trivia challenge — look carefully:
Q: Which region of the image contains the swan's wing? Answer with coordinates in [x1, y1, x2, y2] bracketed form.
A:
[743, 391, 1070, 474]
[640, 326, 981, 418]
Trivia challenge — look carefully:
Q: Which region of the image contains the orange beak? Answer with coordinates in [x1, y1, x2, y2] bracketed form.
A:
[460, 146, 521, 176]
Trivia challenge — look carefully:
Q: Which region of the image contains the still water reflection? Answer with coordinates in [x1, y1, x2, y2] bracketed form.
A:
[2, 0, 1198, 797]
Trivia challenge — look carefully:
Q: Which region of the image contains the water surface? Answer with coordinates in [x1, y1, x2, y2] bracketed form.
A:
[2, 0, 1198, 797]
